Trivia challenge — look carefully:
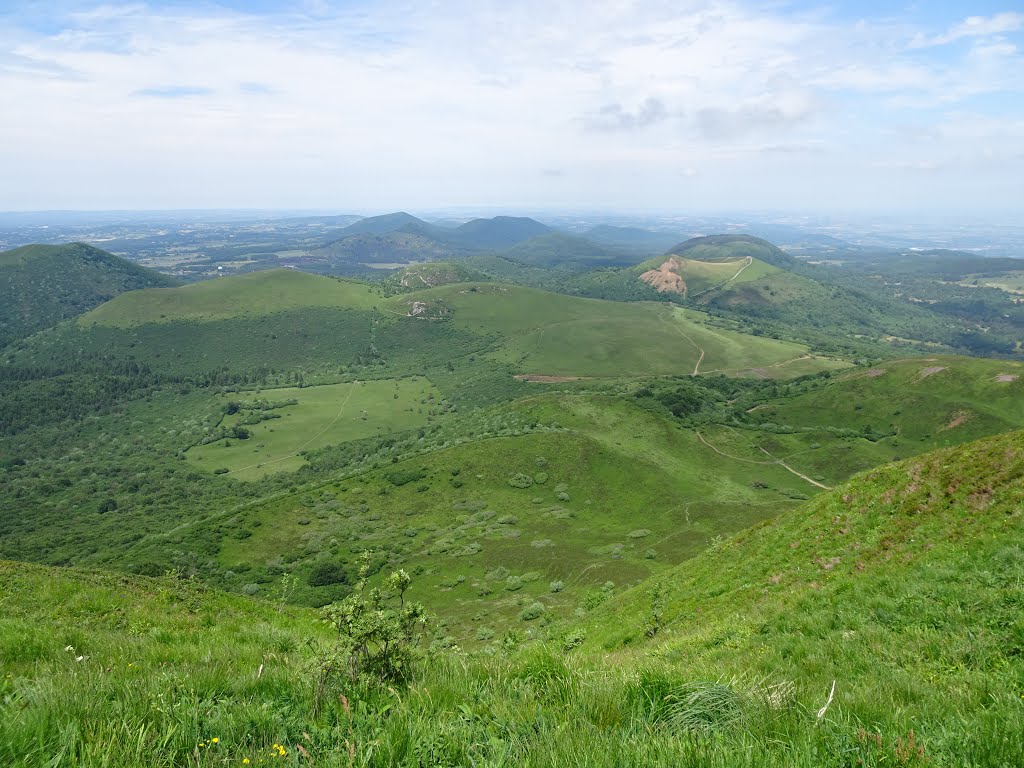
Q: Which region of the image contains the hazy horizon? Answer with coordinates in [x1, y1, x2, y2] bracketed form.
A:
[2, 1, 1022, 213]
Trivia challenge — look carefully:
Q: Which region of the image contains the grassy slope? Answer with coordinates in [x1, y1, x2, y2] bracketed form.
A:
[389, 283, 842, 378]
[578, 428, 1024, 764]
[138, 394, 810, 628]
[755, 355, 1024, 444]
[82, 268, 383, 327]
[3, 430, 1023, 766]
[0, 242, 175, 347]
[694, 355, 1024, 488]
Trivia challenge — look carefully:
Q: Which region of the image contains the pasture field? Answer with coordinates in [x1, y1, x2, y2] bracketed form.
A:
[962, 271, 1024, 294]
[390, 283, 844, 378]
[81, 268, 383, 327]
[186, 377, 444, 479]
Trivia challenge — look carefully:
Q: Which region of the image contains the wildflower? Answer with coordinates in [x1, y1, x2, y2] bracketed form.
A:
[212, 738, 219, 744]
[243, 760, 250, 765]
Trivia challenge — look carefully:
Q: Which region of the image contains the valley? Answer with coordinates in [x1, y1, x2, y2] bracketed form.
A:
[1, 223, 1023, 767]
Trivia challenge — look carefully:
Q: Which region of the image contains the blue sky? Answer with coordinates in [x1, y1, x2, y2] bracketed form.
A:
[0, 1, 1021, 214]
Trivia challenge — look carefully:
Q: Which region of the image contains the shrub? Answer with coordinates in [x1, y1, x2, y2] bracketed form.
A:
[505, 575, 523, 591]
[508, 473, 533, 489]
[307, 561, 348, 587]
[549, 580, 564, 593]
[316, 554, 427, 703]
[519, 602, 545, 621]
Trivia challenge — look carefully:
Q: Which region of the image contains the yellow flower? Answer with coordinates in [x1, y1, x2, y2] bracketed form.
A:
[243, 760, 250, 765]
[212, 738, 219, 744]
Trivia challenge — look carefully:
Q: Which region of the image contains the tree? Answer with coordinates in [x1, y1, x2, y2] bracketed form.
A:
[315, 553, 427, 707]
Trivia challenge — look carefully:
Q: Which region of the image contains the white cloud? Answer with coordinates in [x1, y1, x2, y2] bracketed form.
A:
[909, 11, 1024, 48]
[0, 0, 1020, 212]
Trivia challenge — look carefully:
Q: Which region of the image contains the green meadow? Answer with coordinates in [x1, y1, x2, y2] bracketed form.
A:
[186, 378, 445, 479]
[81, 268, 383, 327]
[389, 283, 844, 378]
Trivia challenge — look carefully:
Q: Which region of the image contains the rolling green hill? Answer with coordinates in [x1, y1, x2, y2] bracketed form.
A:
[499, 231, 633, 270]
[0, 242, 176, 348]
[9, 270, 844, 383]
[665, 234, 799, 269]
[81, 268, 383, 327]
[386, 282, 846, 378]
[454, 215, 550, 249]
[336, 211, 428, 235]
[383, 261, 491, 292]
[3, 429, 1022, 766]
[312, 231, 469, 267]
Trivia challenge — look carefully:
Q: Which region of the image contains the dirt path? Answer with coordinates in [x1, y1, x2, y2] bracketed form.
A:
[688, 256, 754, 300]
[695, 430, 832, 490]
[724, 256, 754, 286]
[226, 380, 360, 476]
[660, 308, 705, 376]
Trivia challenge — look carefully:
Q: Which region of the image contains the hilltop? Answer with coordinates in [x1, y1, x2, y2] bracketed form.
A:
[0, 242, 175, 348]
[81, 268, 382, 327]
[313, 214, 554, 270]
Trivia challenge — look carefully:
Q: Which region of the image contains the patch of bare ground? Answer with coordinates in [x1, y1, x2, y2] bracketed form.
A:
[940, 411, 972, 431]
[995, 374, 1019, 383]
[513, 374, 589, 383]
[917, 366, 947, 380]
[639, 257, 688, 296]
[863, 368, 886, 378]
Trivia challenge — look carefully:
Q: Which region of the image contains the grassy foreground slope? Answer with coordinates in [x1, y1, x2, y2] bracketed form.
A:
[0, 242, 176, 348]
[2, 430, 1022, 766]
[579, 427, 1024, 764]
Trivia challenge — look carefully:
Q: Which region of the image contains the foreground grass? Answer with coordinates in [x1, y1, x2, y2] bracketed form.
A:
[3, 429, 1023, 766]
[0, 562, 954, 768]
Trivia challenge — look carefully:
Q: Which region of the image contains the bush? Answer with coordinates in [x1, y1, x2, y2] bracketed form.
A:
[549, 580, 564, 593]
[308, 561, 348, 587]
[508, 473, 533, 489]
[519, 602, 545, 621]
[316, 554, 427, 702]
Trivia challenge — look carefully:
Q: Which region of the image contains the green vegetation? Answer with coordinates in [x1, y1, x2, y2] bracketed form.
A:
[390, 283, 843, 377]
[0, 242, 175, 347]
[3, 428, 1022, 766]
[186, 378, 446, 479]
[82, 268, 382, 327]
[3, 235, 1024, 765]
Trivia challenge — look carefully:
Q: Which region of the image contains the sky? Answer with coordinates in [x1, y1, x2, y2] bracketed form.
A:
[0, 1, 1022, 214]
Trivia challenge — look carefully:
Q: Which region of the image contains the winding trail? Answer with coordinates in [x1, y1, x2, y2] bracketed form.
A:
[692, 347, 705, 376]
[688, 256, 754, 299]
[660, 307, 706, 377]
[225, 380, 360, 477]
[695, 430, 831, 490]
